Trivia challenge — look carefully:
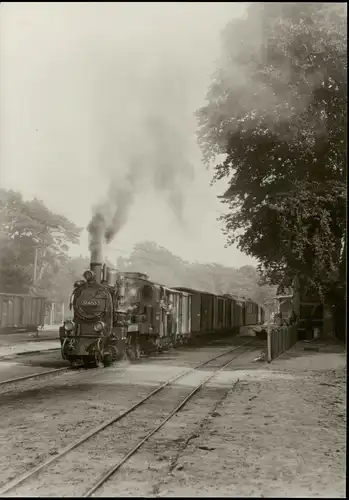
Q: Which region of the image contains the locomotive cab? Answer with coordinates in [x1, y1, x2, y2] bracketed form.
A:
[119, 272, 160, 356]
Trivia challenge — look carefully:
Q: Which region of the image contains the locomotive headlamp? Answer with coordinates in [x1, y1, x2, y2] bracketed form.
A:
[64, 320, 75, 332]
[93, 321, 105, 332]
[83, 270, 95, 282]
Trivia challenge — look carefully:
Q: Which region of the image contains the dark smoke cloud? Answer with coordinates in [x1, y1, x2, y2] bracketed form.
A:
[87, 53, 195, 258]
[87, 212, 106, 263]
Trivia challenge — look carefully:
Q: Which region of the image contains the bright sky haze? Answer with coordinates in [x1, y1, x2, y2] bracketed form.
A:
[0, 2, 257, 268]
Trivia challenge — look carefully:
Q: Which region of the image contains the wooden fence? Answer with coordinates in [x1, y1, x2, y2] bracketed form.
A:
[267, 324, 298, 362]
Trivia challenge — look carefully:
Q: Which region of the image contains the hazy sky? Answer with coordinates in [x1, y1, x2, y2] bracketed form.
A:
[0, 2, 256, 268]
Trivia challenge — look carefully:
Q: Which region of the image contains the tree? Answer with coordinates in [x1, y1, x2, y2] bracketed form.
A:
[196, 3, 347, 308]
[117, 241, 187, 287]
[116, 240, 276, 306]
[0, 188, 82, 296]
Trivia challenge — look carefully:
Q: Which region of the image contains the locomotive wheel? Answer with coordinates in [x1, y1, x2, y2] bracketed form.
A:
[68, 358, 80, 368]
[83, 357, 92, 368]
[94, 354, 104, 368]
[132, 343, 141, 361]
[110, 345, 123, 362]
[154, 338, 162, 353]
[135, 342, 141, 360]
[83, 355, 103, 368]
[103, 353, 113, 367]
[127, 340, 141, 361]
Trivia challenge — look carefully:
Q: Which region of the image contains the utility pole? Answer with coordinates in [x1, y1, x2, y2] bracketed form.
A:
[33, 248, 38, 285]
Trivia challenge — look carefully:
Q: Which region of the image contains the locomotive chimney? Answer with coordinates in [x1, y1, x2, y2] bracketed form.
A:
[90, 247, 103, 284]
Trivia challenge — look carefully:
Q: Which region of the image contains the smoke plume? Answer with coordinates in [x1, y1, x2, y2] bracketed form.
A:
[87, 212, 106, 263]
[87, 49, 195, 259]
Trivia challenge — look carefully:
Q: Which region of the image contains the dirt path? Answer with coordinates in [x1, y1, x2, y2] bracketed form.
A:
[98, 340, 346, 498]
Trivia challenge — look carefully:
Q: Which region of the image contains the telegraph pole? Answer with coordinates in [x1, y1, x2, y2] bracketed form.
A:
[33, 248, 38, 285]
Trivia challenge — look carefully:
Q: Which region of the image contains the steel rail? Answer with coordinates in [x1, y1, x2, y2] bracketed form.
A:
[0, 367, 69, 388]
[0, 340, 252, 496]
[0, 347, 61, 361]
[84, 346, 254, 497]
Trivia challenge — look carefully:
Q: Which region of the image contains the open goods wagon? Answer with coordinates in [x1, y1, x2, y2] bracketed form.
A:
[0, 293, 46, 334]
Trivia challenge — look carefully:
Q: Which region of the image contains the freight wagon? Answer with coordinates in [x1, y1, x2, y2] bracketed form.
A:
[245, 298, 260, 326]
[174, 288, 262, 340]
[0, 293, 46, 334]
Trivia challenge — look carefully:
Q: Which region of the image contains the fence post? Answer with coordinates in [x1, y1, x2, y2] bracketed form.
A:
[50, 303, 55, 325]
[267, 326, 272, 363]
[283, 327, 287, 352]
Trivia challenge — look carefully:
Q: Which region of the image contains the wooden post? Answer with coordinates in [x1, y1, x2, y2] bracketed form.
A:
[50, 303, 55, 325]
[33, 248, 38, 285]
[267, 318, 272, 363]
[323, 303, 335, 338]
[61, 302, 65, 323]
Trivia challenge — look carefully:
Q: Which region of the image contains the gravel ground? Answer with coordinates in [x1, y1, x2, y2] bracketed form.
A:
[98, 341, 346, 498]
[0, 329, 60, 358]
[0, 341, 59, 359]
[0, 338, 345, 498]
[0, 341, 256, 495]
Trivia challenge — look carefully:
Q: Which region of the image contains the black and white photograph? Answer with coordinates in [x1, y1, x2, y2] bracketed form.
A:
[0, 2, 346, 497]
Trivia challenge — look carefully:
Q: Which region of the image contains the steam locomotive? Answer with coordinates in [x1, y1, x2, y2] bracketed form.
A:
[59, 259, 264, 367]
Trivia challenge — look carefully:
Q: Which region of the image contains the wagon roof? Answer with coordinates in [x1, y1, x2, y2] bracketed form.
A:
[0, 292, 46, 299]
[167, 287, 191, 296]
[174, 287, 234, 299]
[173, 286, 215, 296]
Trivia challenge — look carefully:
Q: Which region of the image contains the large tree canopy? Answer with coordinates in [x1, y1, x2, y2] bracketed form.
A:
[0, 188, 82, 300]
[197, 2, 347, 301]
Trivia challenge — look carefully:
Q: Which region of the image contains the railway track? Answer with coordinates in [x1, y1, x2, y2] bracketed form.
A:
[0, 340, 254, 497]
[0, 346, 60, 358]
[0, 362, 99, 395]
[0, 367, 69, 390]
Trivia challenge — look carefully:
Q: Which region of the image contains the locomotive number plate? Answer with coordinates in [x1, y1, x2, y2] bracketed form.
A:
[81, 300, 98, 306]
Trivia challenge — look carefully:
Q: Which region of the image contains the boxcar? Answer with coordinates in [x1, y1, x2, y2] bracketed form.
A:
[174, 288, 236, 339]
[0, 293, 46, 333]
[226, 296, 244, 333]
[174, 287, 211, 338]
[258, 304, 265, 324]
[213, 294, 234, 332]
[164, 287, 191, 343]
[244, 299, 259, 326]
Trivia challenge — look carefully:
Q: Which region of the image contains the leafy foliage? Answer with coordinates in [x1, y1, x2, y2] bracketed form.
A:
[196, 3, 347, 300]
[0, 188, 83, 300]
[117, 241, 276, 307]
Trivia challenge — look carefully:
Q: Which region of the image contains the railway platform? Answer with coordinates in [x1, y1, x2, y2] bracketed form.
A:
[0, 327, 59, 359]
[153, 336, 346, 498]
